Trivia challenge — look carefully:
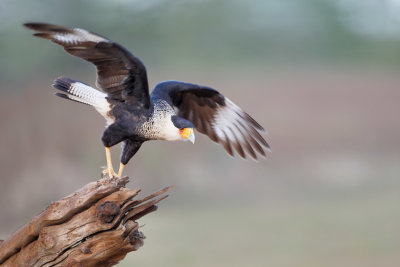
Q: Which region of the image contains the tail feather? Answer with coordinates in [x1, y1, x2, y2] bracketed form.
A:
[54, 92, 86, 105]
[52, 77, 111, 118]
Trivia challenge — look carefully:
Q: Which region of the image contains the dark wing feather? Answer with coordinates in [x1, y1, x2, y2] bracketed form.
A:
[151, 81, 270, 160]
[24, 22, 150, 108]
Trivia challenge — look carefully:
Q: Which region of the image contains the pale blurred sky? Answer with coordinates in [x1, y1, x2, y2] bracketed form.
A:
[337, 0, 400, 38]
[1, 0, 400, 39]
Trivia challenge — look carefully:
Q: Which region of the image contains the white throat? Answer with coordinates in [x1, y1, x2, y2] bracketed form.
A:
[142, 100, 182, 141]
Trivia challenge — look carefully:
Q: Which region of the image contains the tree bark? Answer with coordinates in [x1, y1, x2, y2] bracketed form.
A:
[0, 176, 172, 266]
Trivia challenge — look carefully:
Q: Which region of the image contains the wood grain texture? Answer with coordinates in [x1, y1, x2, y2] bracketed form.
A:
[0, 176, 171, 266]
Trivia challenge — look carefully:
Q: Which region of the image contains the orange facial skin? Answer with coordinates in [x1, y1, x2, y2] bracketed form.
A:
[179, 128, 193, 139]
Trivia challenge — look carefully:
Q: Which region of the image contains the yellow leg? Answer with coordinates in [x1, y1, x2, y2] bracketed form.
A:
[105, 147, 117, 178]
[117, 162, 125, 177]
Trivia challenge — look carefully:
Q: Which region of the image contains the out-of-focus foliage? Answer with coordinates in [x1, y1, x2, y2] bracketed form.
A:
[2, 0, 400, 85]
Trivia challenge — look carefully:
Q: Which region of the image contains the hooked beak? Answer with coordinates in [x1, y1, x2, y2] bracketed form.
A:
[188, 131, 195, 144]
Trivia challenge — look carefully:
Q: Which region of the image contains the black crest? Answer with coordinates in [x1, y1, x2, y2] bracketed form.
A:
[171, 115, 194, 129]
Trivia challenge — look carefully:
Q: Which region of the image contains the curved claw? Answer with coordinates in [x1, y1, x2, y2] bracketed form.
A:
[102, 168, 118, 178]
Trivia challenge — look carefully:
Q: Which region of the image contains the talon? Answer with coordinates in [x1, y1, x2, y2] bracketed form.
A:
[102, 168, 117, 178]
[111, 169, 118, 177]
[102, 168, 107, 178]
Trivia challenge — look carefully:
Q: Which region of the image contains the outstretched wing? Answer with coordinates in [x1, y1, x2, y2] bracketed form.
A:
[152, 81, 270, 160]
[24, 22, 150, 108]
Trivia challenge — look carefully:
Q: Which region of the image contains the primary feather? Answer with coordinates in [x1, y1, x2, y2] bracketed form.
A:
[152, 81, 270, 159]
[24, 22, 149, 107]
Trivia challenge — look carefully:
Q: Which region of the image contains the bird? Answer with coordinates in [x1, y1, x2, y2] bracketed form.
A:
[24, 22, 270, 178]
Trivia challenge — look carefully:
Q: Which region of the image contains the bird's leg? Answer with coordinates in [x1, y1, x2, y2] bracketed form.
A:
[117, 162, 125, 177]
[104, 147, 117, 178]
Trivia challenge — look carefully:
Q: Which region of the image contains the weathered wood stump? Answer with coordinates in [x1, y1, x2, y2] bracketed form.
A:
[0, 176, 172, 266]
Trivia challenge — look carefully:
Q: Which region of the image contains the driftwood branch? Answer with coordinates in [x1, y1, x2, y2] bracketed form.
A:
[0, 176, 172, 266]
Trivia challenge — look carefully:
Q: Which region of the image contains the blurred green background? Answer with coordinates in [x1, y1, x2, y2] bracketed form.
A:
[1, 0, 400, 266]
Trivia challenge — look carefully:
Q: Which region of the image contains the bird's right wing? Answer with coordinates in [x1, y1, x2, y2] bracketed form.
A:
[152, 81, 270, 160]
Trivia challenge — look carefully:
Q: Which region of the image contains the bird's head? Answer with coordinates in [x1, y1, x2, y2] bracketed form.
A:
[171, 115, 195, 143]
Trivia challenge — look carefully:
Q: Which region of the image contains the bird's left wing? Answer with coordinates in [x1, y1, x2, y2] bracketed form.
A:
[24, 23, 150, 108]
[152, 81, 270, 160]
